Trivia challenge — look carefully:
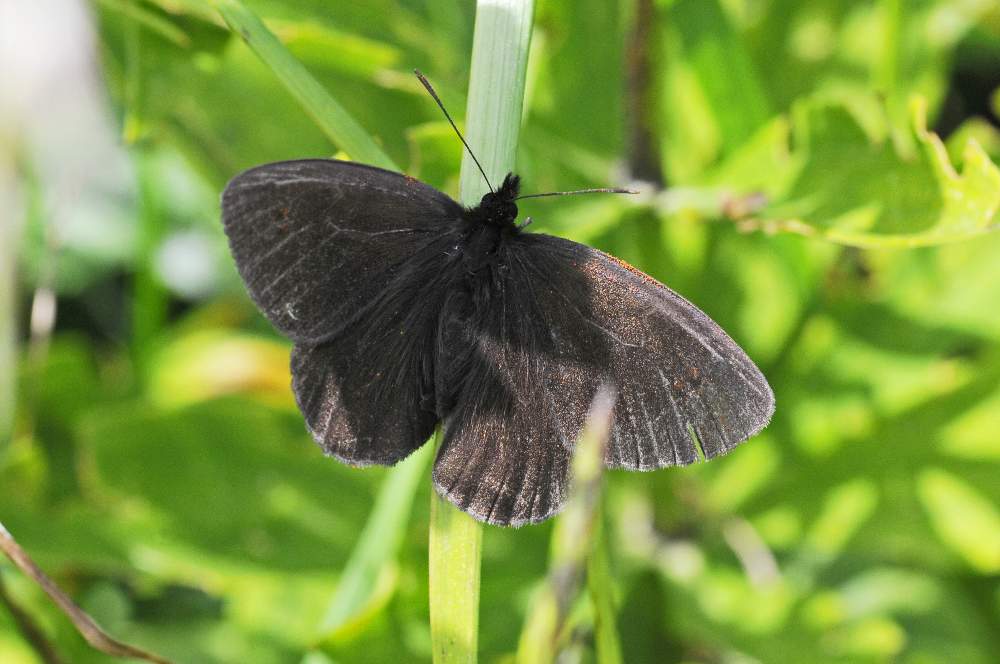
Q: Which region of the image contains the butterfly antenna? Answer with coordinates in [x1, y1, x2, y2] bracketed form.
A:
[413, 69, 494, 194]
[516, 187, 638, 200]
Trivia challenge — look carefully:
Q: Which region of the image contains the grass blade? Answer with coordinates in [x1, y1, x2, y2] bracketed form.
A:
[457, 0, 536, 204]
[429, 429, 484, 664]
[318, 444, 433, 640]
[210, 0, 396, 171]
[517, 388, 616, 664]
[587, 515, 624, 664]
[428, 2, 535, 662]
[96, 0, 191, 48]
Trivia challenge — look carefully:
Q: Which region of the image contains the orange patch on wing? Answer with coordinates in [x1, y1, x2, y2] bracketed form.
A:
[598, 250, 663, 288]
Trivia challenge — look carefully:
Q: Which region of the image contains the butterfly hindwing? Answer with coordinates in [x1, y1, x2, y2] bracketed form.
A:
[223, 159, 464, 464]
[433, 233, 774, 526]
[433, 279, 578, 526]
[289, 269, 442, 465]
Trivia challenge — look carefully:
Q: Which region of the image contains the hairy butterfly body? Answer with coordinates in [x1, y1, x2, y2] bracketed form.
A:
[222, 158, 774, 526]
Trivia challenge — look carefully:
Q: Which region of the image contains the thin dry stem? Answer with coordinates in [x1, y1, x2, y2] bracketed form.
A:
[0, 521, 174, 664]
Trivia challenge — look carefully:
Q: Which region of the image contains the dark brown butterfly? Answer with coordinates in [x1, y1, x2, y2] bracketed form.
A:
[220, 75, 773, 527]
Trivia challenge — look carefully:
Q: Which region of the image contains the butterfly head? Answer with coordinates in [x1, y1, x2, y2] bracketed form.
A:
[473, 173, 520, 231]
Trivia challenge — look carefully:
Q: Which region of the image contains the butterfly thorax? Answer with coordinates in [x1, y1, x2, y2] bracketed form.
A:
[456, 172, 521, 279]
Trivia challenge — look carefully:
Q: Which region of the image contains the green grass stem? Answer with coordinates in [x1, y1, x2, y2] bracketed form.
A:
[429, 430, 484, 664]
[457, 0, 535, 203]
[430, 4, 535, 661]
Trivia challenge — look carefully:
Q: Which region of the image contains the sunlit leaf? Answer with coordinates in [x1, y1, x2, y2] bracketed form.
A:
[745, 97, 1000, 247]
[918, 468, 1000, 572]
[79, 398, 375, 569]
[803, 479, 878, 558]
[668, 0, 772, 152]
[149, 330, 294, 409]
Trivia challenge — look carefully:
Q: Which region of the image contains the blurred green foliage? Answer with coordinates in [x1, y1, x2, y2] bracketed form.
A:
[3, 0, 1000, 663]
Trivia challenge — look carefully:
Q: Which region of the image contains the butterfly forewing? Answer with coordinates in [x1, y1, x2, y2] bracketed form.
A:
[221, 159, 462, 343]
[222, 159, 464, 464]
[433, 233, 774, 526]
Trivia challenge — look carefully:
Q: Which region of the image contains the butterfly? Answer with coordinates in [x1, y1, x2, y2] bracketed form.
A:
[220, 74, 774, 527]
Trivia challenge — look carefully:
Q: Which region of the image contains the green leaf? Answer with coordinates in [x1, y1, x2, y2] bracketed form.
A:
[80, 397, 374, 569]
[802, 479, 879, 560]
[668, 0, 772, 151]
[96, 0, 192, 48]
[946, 117, 1000, 165]
[268, 19, 401, 78]
[530, 0, 626, 166]
[148, 330, 294, 410]
[209, 0, 397, 170]
[747, 97, 1000, 247]
[918, 468, 1000, 573]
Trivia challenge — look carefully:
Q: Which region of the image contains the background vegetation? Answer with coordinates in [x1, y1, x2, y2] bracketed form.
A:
[2, 0, 1000, 662]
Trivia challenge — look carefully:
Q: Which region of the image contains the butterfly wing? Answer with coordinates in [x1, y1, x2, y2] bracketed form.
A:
[223, 159, 464, 464]
[222, 159, 463, 343]
[432, 233, 774, 526]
